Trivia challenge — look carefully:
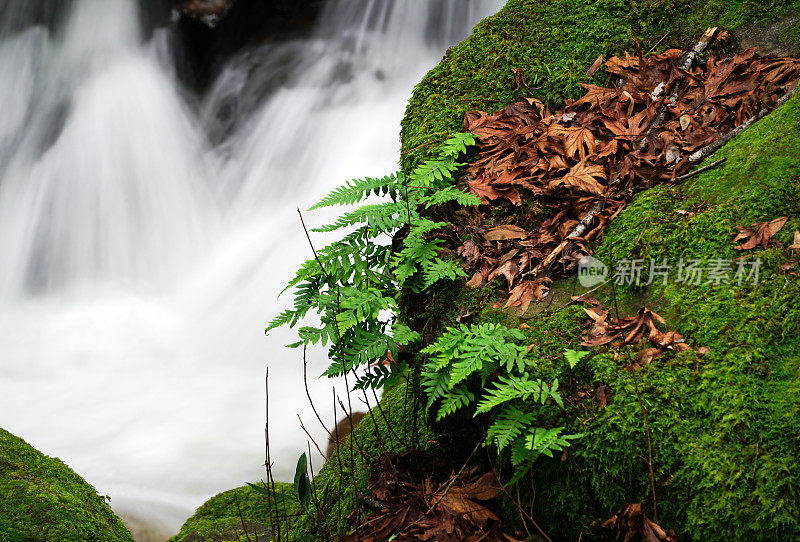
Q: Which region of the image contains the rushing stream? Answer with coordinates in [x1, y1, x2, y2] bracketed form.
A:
[0, 0, 501, 537]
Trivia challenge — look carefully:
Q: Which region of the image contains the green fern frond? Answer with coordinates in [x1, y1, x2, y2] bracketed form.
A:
[410, 156, 460, 188]
[475, 374, 550, 413]
[309, 172, 402, 210]
[311, 202, 406, 234]
[485, 405, 535, 452]
[438, 132, 476, 157]
[415, 185, 482, 207]
[436, 386, 475, 421]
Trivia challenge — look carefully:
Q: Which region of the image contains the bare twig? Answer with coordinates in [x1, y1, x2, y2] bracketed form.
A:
[331, 392, 344, 530]
[233, 490, 254, 542]
[303, 346, 332, 437]
[306, 441, 335, 541]
[551, 272, 619, 315]
[264, 369, 282, 542]
[646, 32, 670, 56]
[298, 414, 327, 460]
[673, 157, 727, 182]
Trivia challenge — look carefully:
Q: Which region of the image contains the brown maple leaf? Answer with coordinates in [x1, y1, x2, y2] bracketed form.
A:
[734, 216, 788, 250]
[549, 161, 607, 196]
[548, 124, 597, 161]
[503, 278, 551, 314]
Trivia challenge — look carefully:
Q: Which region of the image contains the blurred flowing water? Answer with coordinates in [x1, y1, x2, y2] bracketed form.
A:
[0, 0, 501, 536]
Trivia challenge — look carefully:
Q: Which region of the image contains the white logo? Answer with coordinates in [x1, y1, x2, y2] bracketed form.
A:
[578, 255, 608, 287]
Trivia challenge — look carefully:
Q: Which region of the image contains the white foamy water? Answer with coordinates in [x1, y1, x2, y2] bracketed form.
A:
[0, 0, 501, 537]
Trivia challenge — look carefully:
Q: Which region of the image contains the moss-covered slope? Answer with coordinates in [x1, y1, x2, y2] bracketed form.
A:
[0, 428, 134, 542]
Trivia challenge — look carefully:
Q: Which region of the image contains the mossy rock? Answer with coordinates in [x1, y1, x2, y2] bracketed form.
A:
[396, 0, 800, 539]
[400, 0, 800, 175]
[0, 428, 134, 542]
[431, 82, 800, 542]
[171, 382, 433, 542]
[167, 482, 300, 542]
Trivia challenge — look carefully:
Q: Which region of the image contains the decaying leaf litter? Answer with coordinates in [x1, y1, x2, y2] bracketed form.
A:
[344, 29, 800, 542]
[340, 451, 515, 542]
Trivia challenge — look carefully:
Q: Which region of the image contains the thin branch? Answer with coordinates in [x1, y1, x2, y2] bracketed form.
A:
[551, 273, 619, 315]
[264, 369, 283, 542]
[303, 346, 332, 437]
[688, 84, 798, 163]
[306, 441, 335, 541]
[233, 490, 254, 542]
[646, 32, 670, 55]
[673, 157, 726, 183]
[298, 414, 327, 460]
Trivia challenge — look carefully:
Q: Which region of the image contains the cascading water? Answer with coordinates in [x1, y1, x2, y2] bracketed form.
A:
[0, 0, 502, 538]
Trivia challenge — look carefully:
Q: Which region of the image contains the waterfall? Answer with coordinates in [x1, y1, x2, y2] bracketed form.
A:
[0, 0, 502, 536]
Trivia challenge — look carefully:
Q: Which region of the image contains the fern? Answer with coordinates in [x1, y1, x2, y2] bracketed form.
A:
[269, 129, 580, 482]
[421, 323, 580, 476]
[269, 133, 479, 388]
[436, 386, 475, 420]
[311, 202, 407, 234]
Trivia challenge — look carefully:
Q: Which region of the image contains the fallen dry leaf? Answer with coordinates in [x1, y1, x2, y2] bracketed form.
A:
[734, 216, 788, 250]
[484, 225, 529, 242]
[587, 54, 604, 77]
[549, 161, 607, 195]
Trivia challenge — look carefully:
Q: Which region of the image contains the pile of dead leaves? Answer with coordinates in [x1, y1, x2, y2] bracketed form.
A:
[341, 452, 516, 542]
[454, 34, 800, 312]
[602, 503, 679, 542]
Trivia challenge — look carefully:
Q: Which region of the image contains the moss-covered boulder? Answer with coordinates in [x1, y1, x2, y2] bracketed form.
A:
[395, 1, 800, 540]
[167, 482, 299, 542]
[0, 428, 134, 542]
[170, 381, 433, 542]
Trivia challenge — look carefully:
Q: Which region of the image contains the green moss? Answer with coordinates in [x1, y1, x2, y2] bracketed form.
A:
[0, 429, 134, 542]
[508, 94, 800, 540]
[168, 483, 299, 542]
[782, 19, 800, 42]
[688, 0, 800, 33]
